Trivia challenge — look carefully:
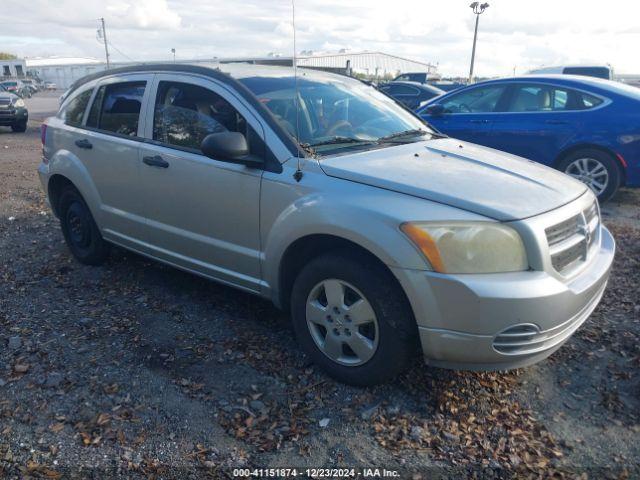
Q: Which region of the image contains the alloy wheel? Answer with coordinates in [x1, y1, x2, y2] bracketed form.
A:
[305, 279, 379, 366]
[565, 157, 609, 196]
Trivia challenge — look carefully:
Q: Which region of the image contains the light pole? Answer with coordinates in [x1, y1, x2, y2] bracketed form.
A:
[171, 48, 176, 63]
[468, 2, 489, 83]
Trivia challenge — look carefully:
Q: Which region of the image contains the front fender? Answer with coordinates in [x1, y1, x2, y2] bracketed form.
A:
[260, 164, 487, 304]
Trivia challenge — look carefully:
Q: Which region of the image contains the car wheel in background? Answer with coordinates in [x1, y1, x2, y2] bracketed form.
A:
[558, 149, 621, 203]
[58, 187, 110, 265]
[11, 122, 27, 133]
[290, 250, 418, 386]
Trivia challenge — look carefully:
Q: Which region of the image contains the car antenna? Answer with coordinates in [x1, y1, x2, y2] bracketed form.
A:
[292, 0, 304, 182]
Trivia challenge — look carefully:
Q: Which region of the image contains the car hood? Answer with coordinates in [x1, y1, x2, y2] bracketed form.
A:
[0, 92, 18, 101]
[318, 138, 588, 221]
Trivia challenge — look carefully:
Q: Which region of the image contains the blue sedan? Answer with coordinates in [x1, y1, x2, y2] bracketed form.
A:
[418, 75, 640, 201]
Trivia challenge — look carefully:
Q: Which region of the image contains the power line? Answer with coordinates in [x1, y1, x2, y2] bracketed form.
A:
[107, 40, 136, 62]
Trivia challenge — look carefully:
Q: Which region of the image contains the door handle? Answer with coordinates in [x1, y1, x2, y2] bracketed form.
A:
[545, 119, 569, 125]
[470, 119, 490, 124]
[75, 139, 93, 149]
[143, 155, 169, 168]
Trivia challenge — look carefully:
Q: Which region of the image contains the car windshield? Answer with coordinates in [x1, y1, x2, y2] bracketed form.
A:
[239, 74, 432, 154]
[2, 82, 17, 87]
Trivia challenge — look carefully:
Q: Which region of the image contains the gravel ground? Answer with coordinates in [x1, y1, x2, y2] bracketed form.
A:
[0, 93, 639, 479]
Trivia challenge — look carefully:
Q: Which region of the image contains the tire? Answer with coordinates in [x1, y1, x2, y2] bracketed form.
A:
[58, 187, 110, 265]
[557, 149, 621, 203]
[11, 122, 27, 133]
[290, 250, 418, 386]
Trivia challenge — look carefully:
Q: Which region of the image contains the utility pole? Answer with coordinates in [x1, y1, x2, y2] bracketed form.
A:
[100, 17, 111, 69]
[468, 2, 489, 83]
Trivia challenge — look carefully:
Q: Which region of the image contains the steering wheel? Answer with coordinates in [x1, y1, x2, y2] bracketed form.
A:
[458, 103, 472, 113]
[325, 120, 353, 137]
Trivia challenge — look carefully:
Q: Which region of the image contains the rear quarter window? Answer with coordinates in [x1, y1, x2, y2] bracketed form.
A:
[60, 89, 94, 127]
[577, 91, 604, 109]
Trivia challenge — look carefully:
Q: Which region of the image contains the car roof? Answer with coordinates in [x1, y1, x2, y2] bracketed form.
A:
[383, 80, 444, 91]
[67, 62, 349, 92]
[458, 74, 635, 94]
[421, 74, 640, 106]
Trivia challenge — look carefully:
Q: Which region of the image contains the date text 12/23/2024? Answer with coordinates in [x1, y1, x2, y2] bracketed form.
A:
[233, 468, 401, 478]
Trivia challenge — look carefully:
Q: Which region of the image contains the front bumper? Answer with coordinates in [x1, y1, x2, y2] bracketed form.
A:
[392, 225, 615, 370]
[0, 107, 28, 126]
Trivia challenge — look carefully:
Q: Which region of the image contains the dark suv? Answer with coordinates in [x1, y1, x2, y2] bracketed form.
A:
[0, 84, 29, 132]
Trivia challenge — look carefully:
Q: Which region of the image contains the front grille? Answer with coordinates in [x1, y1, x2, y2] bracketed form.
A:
[0, 98, 11, 106]
[545, 201, 600, 274]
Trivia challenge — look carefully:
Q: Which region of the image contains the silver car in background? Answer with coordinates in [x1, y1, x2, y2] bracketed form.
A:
[38, 64, 614, 385]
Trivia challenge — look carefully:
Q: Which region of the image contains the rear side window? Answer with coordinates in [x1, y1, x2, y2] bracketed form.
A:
[506, 84, 604, 112]
[507, 84, 573, 112]
[60, 89, 93, 127]
[87, 81, 146, 137]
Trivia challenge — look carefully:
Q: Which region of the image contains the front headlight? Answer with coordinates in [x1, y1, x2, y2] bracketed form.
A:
[14, 98, 25, 108]
[401, 222, 528, 273]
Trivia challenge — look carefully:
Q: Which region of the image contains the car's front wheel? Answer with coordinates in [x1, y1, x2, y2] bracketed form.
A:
[58, 187, 110, 265]
[558, 149, 621, 202]
[290, 250, 418, 386]
[11, 122, 27, 133]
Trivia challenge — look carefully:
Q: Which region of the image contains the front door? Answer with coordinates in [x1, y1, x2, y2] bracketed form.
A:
[422, 83, 509, 148]
[137, 74, 265, 292]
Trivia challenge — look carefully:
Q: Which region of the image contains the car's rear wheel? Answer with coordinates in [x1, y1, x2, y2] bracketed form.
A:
[558, 149, 621, 202]
[11, 122, 27, 133]
[290, 250, 418, 386]
[59, 187, 110, 265]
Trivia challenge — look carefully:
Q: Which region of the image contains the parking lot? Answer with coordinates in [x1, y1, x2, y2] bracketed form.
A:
[0, 92, 639, 478]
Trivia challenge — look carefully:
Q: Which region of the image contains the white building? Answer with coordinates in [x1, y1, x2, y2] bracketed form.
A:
[1, 58, 27, 78]
[25, 51, 440, 89]
[297, 51, 439, 79]
[26, 57, 104, 89]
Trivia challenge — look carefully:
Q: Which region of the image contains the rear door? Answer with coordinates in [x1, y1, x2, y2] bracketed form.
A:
[421, 83, 509, 147]
[487, 83, 581, 165]
[136, 73, 265, 292]
[80, 74, 153, 243]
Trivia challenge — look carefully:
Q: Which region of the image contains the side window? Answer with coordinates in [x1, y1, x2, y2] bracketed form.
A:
[86, 86, 105, 128]
[153, 81, 255, 152]
[577, 91, 604, 109]
[60, 89, 93, 127]
[508, 84, 575, 112]
[86, 81, 146, 136]
[389, 85, 419, 96]
[442, 85, 506, 113]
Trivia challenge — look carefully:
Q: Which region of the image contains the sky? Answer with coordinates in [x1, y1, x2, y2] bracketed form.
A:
[1, 0, 639, 76]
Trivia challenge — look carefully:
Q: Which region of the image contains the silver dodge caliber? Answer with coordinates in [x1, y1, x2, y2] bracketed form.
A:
[39, 64, 615, 385]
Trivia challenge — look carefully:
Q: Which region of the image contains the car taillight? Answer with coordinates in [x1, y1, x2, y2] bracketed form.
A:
[41, 123, 48, 164]
[41, 123, 47, 145]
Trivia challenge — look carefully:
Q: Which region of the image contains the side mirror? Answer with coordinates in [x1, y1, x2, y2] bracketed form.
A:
[200, 132, 263, 169]
[425, 103, 446, 116]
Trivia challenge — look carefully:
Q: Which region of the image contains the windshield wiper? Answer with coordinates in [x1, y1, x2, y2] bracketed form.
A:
[377, 129, 447, 143]
[304, 136, 377, 148]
